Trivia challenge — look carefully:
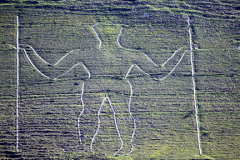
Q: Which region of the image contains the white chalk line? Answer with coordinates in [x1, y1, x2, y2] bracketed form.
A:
[159, 50, 187, 81]
[107, 95, 124, 156]
[123, 52, 186, 155]
[125, 79, 136, 156]
[92, 23, 102, 49]
[117, 26, 188, 78]
[142, 52, 158, 67]
[87, 65, 138, 156]
[124, 49, 187, 82]
[93, 22, 190, 155]
[20, 44, 49, 65]
[90, 96, 106, 152]
[79, 81, 85, 145]
[123, 48, 187, 155]
[162, 46, 187, 66]
[19, 46, 91, 152]
[21, 46, 90, 151]
[15, 24, 90, 151]
[188, 17, 202, 156]
[115, 23, 187, 68]
[19, 44, 82, 66]
[20, 48, 51, 79]
[55, 62, 90, 80]
[16, 16, 19, 152]
[117, 27, 136, 52]
[90, 95, 124, 156]
[93, 23, 125, 50]
[16, 20, 194, 156]
[117, 22, 191, 155]
[18, 44, 91, 79]
[62, 81, 86, 152]
[88, 24, 150, 155]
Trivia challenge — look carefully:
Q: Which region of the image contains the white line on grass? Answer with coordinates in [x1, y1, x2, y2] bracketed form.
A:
[20, 45, 90, 152]
[20, 44, 82, 66]
[16, 20, 194, 156]
[16, 41, 90, 152]
[20, 48, 51, 79]
[78, 81, 85, 145]
[119, 21, 191, 156]
[90, 95, 124, 155]
[16, 16, 19, 152]
[188, 17, 202, 156]
[124, 51, 187, 82]
[125, 79, 136, 156]
[141, 52, 158, 67]
[116, 24, 187, 67]
[90, 96, 107, 152]
[160, 50, 187, 81]
[20, 44, 50, 65]
[62, 81, 86, 153]
[117, 27, 136, 52]
[122, 49, 186, 155]
[92, 23, 102, 49]
[162, 46, 187, 66]
[106, 95, 124, 156]
[18, 44, 90, 79]
[55, 62, 90, 80]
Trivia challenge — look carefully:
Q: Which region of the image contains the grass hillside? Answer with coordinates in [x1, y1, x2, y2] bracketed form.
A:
[0, 0, 239, 159]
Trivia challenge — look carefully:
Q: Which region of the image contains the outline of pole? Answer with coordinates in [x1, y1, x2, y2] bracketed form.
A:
[188, 17, 202, 156]
[16, 15, 19, 152]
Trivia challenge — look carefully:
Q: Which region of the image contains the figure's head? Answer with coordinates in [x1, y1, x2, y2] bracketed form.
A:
[92, 23, 122, 49]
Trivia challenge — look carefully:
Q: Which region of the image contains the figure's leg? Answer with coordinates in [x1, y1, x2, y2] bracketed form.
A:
[104, 94, 135, 156]
[90, 96, 109, 152]
[62, 81, 86, 152]
[90, 95, 125, 155]
[106, 95, 124, 156]
[62, 80, 105, 152]
[78, 81, 86, 145]
[79, 79, 136, 155]
[125, 79, 136, 156]
[106, 79, 136, 156]
[79, 80, 107, 151]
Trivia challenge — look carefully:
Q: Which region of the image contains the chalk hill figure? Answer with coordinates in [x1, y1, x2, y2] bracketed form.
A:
[16, 19, 201, 156]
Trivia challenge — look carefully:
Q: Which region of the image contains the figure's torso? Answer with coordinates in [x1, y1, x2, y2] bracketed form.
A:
[81, 49, 138, 78]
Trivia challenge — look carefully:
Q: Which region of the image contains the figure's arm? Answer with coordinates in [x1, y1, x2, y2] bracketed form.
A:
[131, 46, 188, 81]
[19, 46, 51, 79]
[18, 44, 90, 80]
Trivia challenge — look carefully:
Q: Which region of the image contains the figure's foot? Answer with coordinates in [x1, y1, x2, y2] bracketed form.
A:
[112, 141, 134, 156]
[125, 145, 134, 156]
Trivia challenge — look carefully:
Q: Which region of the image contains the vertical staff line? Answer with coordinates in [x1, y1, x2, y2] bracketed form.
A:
[16, 15, 19, 152]
[188, 17, 202, 156]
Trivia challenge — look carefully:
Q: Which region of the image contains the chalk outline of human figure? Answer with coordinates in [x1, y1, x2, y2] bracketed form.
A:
[15, 16, 202, 156]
